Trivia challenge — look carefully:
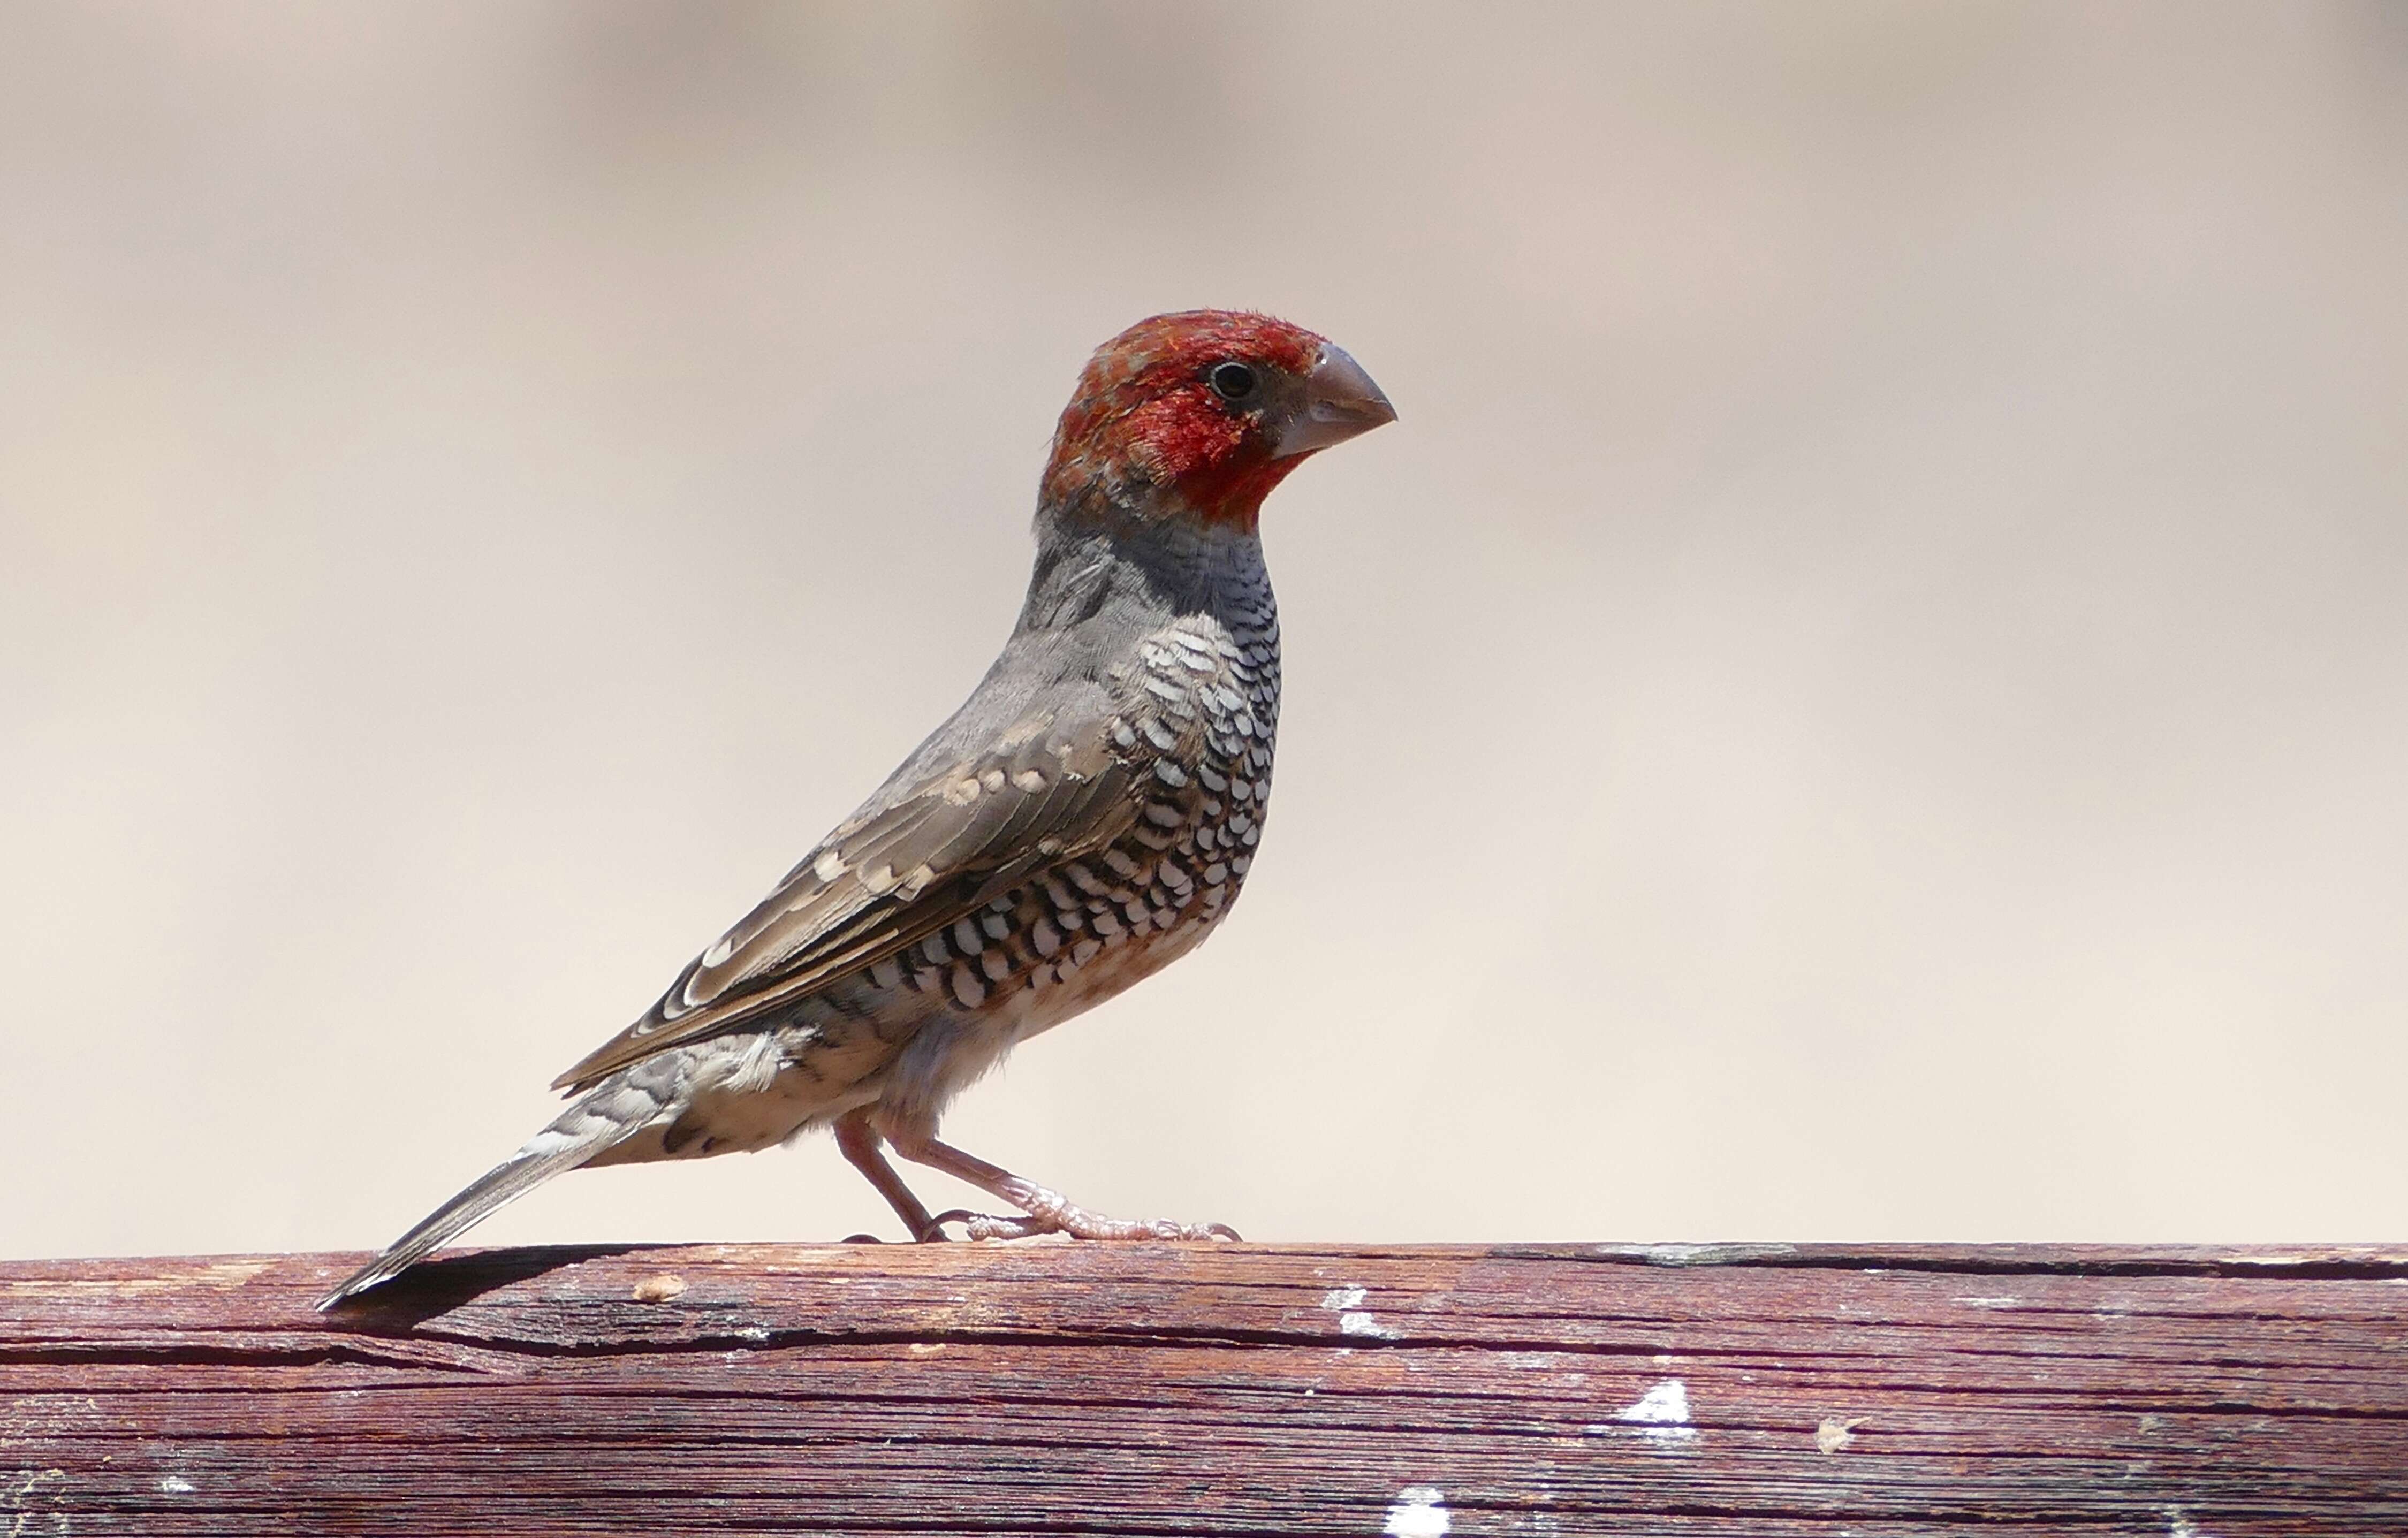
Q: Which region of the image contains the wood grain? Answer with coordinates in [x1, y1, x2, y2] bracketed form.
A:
[4, 1242, 2404, 1535]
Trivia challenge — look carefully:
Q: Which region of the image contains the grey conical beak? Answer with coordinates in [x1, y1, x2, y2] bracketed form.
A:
[1274, 342, 1396, 457]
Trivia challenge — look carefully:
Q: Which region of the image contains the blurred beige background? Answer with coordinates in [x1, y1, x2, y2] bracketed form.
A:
[4, 2, 2404, 1263]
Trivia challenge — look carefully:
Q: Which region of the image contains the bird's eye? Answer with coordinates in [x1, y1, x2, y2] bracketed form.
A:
[1207, 361, 1258, 402]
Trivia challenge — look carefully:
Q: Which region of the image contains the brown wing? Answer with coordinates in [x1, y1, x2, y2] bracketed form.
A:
[550, 713, 1136, 1092]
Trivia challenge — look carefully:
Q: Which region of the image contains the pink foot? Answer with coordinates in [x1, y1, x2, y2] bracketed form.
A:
[930, 1190, 1239, 1242]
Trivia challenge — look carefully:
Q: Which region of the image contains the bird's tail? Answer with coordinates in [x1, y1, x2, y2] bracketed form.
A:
[315, 1096, 647, 1311]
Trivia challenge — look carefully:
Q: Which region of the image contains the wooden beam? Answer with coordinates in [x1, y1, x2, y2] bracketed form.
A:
[5, 1243, 2404, 1534]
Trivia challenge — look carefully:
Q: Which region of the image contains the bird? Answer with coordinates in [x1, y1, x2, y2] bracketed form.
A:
[317, 310, 1394, 1308]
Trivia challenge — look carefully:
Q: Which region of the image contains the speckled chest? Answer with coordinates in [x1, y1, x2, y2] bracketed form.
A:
[870, 591, 1282, 1038]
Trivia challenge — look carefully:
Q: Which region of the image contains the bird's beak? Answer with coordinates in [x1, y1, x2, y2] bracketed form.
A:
[1274, 343, 1397, 456]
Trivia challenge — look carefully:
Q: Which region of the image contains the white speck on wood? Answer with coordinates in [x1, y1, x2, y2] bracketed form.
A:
[159, 1474, 195, 1493]
[1383, 1486, 1449, 1537]
[1323, 1284, 1395, 1337]
[2164, 1507, 2204, 1538]
[1614, 1379, 1698, 1445]
[1954, 1295, 2020, 1308]
[1816, 1416, 1866, 1453]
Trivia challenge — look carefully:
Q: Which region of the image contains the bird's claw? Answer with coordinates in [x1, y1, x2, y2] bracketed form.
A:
[928, 1208, 1049, 1241]
[926, 1205, 1240, 1243]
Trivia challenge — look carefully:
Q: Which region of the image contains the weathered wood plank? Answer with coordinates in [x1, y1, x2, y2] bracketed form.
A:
[4, 1243, 2404, 1535]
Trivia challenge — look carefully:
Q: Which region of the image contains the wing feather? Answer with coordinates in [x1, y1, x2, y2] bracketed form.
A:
[549, 715, 1133, 1092]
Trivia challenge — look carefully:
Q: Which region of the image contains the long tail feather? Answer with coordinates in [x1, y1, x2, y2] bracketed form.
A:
[316, 1113, 638, 1309]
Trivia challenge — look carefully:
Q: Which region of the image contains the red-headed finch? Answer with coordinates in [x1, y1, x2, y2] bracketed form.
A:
[322, 311, 1394, 1307]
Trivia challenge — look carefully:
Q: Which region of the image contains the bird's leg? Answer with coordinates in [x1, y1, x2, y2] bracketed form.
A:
[882, 1124, 1238, 1242]
[834, 1108, 946, 1242]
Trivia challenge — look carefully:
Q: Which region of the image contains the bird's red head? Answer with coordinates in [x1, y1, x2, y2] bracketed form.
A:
[1043, 310, 1395, 533]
